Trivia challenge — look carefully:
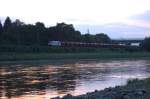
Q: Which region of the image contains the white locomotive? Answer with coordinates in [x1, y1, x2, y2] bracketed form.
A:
[48, 41, 61, 46]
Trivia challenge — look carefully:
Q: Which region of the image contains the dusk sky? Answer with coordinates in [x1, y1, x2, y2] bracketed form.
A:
[1, 0, 150, 39]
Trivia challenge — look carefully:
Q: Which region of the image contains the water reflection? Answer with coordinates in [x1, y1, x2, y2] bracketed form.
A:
[0, 63, 81, 99]
[0, 59, 150, 99]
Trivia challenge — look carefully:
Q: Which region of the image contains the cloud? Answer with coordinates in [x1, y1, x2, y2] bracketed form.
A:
[1, 0, 150, 26]
[74, 23, 150, 39]
[131, 10, 150, 22]
[0, 17, 6, 23]
[124, 10, 150, 29]
[1, 9, 150, 39]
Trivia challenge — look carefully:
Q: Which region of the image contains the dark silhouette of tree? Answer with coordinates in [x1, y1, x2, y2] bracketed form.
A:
[55, 23, 72, 41]
[3, 17, 12, 31]
[2, 17, 13, 44]
[12, 19, 24, 27]
[95, 33, 111, 43]
[0, 20, 2, 38]
[11, 19, 24, 44]
[35, 22, 45, 28]
[51, 23, 82, 42]
[73, 30, 82, 42]
[82, 34, 95, 43]
[35, 22, 46, 44]
[141, 37, 150, 51]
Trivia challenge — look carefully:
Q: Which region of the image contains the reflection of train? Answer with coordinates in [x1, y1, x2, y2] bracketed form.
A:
[48, 41, 139, 48]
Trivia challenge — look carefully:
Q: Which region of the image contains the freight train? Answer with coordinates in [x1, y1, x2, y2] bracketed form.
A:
[48, 41, 139, 49]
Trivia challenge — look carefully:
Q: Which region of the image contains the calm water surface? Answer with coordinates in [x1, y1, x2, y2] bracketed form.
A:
[0, 59, 150, 99]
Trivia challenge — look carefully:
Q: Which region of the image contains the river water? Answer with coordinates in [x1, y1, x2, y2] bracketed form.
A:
[0, 59, 150, 99]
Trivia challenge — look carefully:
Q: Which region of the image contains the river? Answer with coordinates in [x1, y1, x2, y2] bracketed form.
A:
[0, 59, 150, 99]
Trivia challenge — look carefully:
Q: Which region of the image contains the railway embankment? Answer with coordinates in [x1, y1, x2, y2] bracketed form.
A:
[1, 52, 150, 61]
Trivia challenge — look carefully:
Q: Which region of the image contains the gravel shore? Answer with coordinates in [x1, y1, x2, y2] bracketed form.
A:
[51, 78, 150, 99]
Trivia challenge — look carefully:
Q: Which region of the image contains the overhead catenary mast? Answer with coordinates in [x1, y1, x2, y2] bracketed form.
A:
[87, 29, 90, 34]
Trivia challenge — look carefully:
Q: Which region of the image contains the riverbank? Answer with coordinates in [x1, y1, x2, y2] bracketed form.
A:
[0, 52, 150, 61]
[52, 78, 150, 99]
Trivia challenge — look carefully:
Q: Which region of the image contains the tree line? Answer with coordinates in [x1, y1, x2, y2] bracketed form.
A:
[0, 17, 150, 52]
[0, 17, 111, 45]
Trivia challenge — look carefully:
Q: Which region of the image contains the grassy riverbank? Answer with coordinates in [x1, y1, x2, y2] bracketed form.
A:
[53, 78, 150, 99]
[0, 51, 150, 61]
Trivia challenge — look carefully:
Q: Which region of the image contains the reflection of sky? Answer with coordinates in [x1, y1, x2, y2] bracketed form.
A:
[1, 59, 150, 99]
[76, 78, 126, 94]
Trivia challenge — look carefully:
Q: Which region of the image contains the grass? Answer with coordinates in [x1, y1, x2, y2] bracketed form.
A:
[0, 51, 150, 61]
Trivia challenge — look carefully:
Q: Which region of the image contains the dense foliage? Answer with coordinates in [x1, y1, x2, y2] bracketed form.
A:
[0, 17, 111, 45]
[141, 37, 150, 51]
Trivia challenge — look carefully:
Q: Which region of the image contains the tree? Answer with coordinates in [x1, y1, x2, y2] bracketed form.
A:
[0, 20, 2, 36]
[95, 33, 111, 43]
[2, 17, 13, 44]
[72, 31, 82, 42]
[35, 22, 45, 28]
[141, 37, 150, 51]
[53, 22, 81, 42]
[3, 16, 12, 31]
[82, 34, 95, 43]
[13, 19, 24, 27]
[11, 19, 24, 44]
[35, 22, 46, 44]
[0, 20, 3, 43]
